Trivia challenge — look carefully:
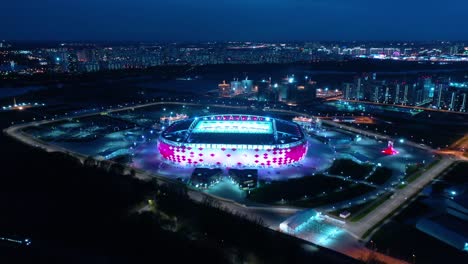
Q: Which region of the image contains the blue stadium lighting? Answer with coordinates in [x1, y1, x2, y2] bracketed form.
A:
[192, 120, 273, 134]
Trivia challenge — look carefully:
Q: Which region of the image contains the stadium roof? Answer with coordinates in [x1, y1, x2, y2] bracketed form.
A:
[161, 114, 304, 145]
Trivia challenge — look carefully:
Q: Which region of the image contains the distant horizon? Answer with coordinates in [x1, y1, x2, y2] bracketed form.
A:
[4, 39, 468, 45]
[3, 1, 468, 43]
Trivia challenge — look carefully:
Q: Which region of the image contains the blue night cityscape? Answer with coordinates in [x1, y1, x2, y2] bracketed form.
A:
[0, 1, 467, 264]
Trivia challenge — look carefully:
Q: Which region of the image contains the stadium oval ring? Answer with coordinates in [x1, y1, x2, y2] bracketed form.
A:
[158, 114, 308, 168]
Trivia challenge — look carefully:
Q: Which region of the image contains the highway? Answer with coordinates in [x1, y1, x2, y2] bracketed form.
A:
[319, 119, 433, 152]
[334, 98, 468, 115]
[346, 157, 454, 238]
[435, 133, 468, 161]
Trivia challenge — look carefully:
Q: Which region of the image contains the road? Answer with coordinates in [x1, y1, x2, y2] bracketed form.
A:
[435, 133, 468, 161]
[319, 119, 434, 152]
[186, 189, 300, 227]
[295, 227, 409, 264]
[335, 99, 468, 115]
[346, 157, 454, 238]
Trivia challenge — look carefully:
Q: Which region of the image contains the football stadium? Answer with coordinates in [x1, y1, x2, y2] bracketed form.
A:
[158, 114, 308, 167]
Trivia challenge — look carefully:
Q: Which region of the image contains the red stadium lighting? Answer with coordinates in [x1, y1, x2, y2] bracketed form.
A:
[158, 114, 308, 168]
[381, 141, 399, 155]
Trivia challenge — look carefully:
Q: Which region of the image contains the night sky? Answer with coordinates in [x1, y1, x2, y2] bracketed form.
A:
[3, 0, 468, 41]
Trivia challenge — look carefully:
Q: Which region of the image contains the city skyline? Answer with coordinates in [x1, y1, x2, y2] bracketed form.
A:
[3, 0, 468, 42]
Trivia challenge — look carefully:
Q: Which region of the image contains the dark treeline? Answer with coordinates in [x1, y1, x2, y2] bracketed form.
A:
[0, 65, 193, 87]
[156, 183, 362, 264]
[0, 138, 228, 263]
[3, 59, 468, 87]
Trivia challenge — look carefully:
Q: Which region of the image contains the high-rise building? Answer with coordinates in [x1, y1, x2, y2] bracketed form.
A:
[450, 46, 460, 55]
[407, 83, 425, 106]
[343, 83, 353, 100]
[332, 46, 341, 54]
[276, 76, 293, 102]
[77, 49, 89, 62]
[354, 77, 363, 100]
[351, 47, 367, 56]
[433, 81, 450, 109]
[393, 82, 410, 105]
[459, 93, 466, 112]
[79, 62, 100, 72]
[383, 48, 400, 56]
[218, 81, 231, 97]
[230, 79, 243, 95]
[276, 75, 317, 104]
[404, 48, 413, 56]
[383, 86, 391, 104]
[358, 74, 382, 101]
[342, 48, 352, 56]
[369, 48, 384, 55]
[418, 76, 435, 104]
[394, 83, 401, 104]
[446, 83, 468, 112]
[402, 83, 409, 105]
[9, 61, 16, 72]
[241, 78, 254, 93]
[66, 50, 79, 73]
[303, 80, 318, 102]
[368, 83, 386, 102]
[257, 80, 273, 101]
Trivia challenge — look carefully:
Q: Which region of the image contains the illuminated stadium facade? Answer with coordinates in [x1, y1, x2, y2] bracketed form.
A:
[158, 114, 308, 167]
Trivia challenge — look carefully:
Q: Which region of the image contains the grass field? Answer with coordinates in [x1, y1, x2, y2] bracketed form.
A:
[327, 159, 373, 180]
